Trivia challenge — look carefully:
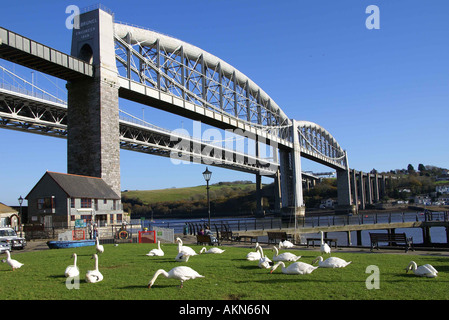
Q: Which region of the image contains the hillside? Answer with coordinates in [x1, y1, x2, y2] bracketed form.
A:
[121, 181, 268, 218]
[123, 183, 256, 204]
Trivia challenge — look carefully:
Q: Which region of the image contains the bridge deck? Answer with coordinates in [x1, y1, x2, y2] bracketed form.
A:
[0, 27, 93, 81]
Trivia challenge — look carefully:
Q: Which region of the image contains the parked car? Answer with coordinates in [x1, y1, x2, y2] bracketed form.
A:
[0, 227, 26, 250]
[0, 241, 11, 253]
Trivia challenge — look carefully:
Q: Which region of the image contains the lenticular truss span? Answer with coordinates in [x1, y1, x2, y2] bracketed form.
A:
[114, 23, 292, 132]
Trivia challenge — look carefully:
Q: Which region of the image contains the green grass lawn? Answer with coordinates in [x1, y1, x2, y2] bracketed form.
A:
[1, 243, 448, 300]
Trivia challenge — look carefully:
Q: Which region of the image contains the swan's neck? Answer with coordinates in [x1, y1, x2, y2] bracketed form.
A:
[320, 231, 324, 243]
[313, 256, 323, 265]
[177, 241, 182, 253]
[157, 241, 161, 250]
[200, 247, 206, 254]
[272, 261, 285, 272]
[93, 254, 99, 271]
[73, 254, 77, 266]
[6, 251, 10, 260]
[258, 245, 264, 257]
[408, 261, 417, 271]
[149, 269, 169, 287]
[273, 246, 279, 256]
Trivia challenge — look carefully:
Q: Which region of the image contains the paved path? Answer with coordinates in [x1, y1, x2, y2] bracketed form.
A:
[8, 236, 449, 258]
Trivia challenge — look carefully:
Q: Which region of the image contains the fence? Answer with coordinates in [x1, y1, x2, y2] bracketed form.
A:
[183, 211, 449, 236]
[21, 211, 449, 241]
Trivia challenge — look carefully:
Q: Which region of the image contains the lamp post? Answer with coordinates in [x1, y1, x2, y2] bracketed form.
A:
[18, 196, 23, 237]
[202, 167, 212, 228]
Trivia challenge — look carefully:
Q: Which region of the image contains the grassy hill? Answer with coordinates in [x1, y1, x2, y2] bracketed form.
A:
[121, 182, 267, 218]
[122, 183, 256, 204]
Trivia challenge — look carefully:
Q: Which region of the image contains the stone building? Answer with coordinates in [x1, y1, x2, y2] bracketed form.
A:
[26, 171, 124, 228]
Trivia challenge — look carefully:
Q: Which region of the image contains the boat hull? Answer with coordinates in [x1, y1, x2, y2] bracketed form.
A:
[47, 240, 96, 249]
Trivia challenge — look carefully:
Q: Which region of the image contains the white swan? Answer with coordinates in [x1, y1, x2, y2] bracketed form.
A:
[85, 254, 103, 283]
[65, 253, 80, 278]
[200, 247, 225, 254]
[148, 266, 204, 288]
[2, 250, 23, 271]
[176, 237, 197, 256]
[319, 231, 331, 255]
[279, 240, 294, 249]
[405, 261, 438, 278]
[272, 246, 301, 262]
[96, 237, 104, 254]
[175, 252, 191, 262]
[146, 240, 164, 256]
[270, 261, 318, 275]
[257, 246, 272, 269]
[312, 256, 351, 268]
[246, 242, 261, 261]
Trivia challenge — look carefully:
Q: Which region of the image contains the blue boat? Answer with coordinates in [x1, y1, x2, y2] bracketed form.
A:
[46, 240, 96, 249]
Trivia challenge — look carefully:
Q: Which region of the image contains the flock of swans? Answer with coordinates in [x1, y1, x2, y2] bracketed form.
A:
[0, 229, 440, 291]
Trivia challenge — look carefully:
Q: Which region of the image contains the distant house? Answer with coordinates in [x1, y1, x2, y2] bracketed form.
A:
[436, 185, 449, 194]
[414, 195, 431, 206]
[0, 203, 18, 227]
[26, 171, 124, 228]
[319, 198, 335, 209]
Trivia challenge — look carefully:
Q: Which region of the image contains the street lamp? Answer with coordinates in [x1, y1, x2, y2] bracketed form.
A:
[18, 196, 23, 237]
[202, 167, 212, 228]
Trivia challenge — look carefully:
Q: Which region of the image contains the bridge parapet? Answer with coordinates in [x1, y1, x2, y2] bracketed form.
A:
[0, 27, 93, 80]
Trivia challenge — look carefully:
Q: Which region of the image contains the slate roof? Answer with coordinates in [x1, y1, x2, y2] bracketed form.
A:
[0, 203, 17, 214]
[26, 171, 120, 200]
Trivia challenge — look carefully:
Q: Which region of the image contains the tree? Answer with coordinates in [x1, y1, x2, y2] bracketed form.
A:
[407, 164, 415, 174]
[418, 164, 426, 175]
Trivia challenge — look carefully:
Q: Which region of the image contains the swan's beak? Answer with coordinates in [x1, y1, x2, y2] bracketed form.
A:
[147, 284, 152, 289]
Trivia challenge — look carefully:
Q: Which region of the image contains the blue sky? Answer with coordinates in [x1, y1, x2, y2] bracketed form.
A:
[0, 0, 448, 206]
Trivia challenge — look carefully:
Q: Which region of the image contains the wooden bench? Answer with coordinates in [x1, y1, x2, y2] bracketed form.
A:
[236, 235, 258, 243]
[370, 232, 414, 252]
[306, 238, 338, 248]
[220, 230, 236, 242]
[196, 234, 220, 246]
[267, 231, 290, 244]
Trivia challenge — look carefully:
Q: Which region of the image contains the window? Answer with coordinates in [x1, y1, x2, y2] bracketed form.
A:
[94, 199, 98, 211]
[81, 198, 92, 208]
[70, 198, 75, 208]
[81, 215, 92, 222]
[37, 197, 54, 210]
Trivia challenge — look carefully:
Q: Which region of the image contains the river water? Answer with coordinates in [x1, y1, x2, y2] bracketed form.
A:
[132, 211, 449, 247]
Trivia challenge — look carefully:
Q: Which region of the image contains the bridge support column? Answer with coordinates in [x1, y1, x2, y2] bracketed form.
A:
[255, 173, 264, 216]
[336, 151, 355, 214]
[366, 174, 373, 205]
[373, 173, 380, 202]
[351, 170, 359, 214]
[67, 8, 121, 196]
[279, 120, 305, 217]
[358, 172, 366, 210]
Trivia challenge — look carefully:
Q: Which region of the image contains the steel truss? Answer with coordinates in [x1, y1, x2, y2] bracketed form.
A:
[0, 85, 278, 176]
[114, 24, 291, 142]
[296, 121, 346, 169]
